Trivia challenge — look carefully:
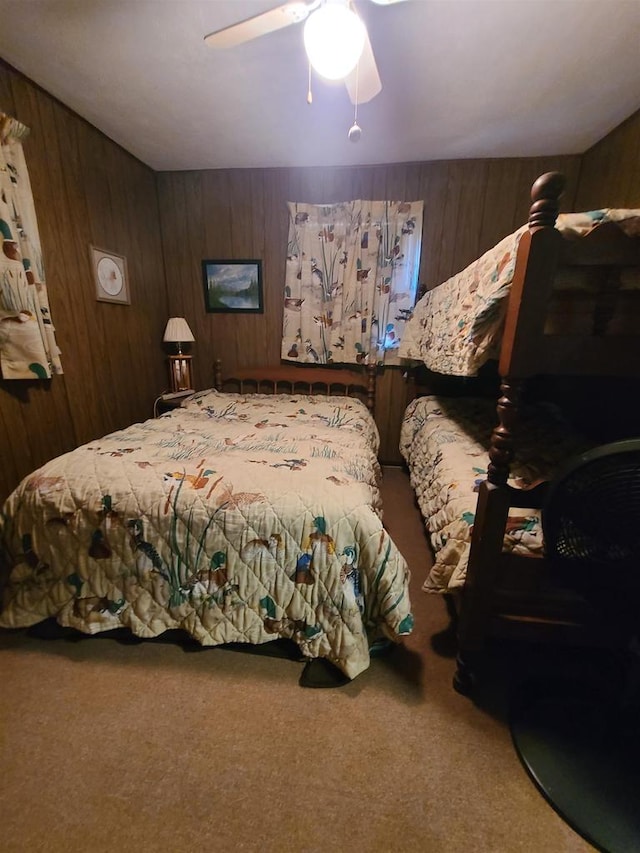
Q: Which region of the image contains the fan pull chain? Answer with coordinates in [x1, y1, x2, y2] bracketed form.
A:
[307, 61, 313, 105]
[348, 60, 362, 142]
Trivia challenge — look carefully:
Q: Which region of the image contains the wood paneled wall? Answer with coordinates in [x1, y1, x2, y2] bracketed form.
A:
[157, 156, 581, 462]
[3, 57, 635, 499]
[0, 62, 168, 503]
[575, 109, 640, 209]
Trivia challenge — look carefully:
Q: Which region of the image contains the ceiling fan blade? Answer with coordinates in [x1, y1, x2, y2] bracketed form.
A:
[204, 2, 317, 49]
[368, 0, 409, 5]
[344, 29, 382, 105]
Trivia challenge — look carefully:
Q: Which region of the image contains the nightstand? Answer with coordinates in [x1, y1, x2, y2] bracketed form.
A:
[154, 390, 195, 417]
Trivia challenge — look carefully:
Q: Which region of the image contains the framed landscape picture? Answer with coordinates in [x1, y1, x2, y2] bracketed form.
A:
[202, 259, 264, 314]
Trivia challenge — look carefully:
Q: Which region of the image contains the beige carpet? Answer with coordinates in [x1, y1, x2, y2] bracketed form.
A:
[0, 467, 593, 853]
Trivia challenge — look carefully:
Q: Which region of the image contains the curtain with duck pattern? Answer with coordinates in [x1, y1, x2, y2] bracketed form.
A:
[0, 114, 62, 379]
[281, 199, 423, 366]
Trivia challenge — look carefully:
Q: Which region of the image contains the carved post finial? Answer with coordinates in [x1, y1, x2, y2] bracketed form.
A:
[528, 171, 565, 229]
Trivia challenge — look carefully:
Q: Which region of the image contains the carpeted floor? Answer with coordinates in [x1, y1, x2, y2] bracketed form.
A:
[0, 466, 594, 853]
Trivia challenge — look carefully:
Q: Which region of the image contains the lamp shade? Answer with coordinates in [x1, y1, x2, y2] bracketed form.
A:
[163, 317, 195, 344]
[303, 3, 366, 80]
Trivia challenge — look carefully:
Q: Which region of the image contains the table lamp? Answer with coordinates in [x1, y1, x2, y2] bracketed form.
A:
[163, 317, 195, 392]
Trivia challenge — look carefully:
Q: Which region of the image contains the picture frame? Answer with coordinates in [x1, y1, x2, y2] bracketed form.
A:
[91, 245, 130, 305]
[202, 259, 263, 314]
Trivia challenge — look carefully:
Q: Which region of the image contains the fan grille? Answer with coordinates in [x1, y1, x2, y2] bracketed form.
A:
[543, 443, 640, 574]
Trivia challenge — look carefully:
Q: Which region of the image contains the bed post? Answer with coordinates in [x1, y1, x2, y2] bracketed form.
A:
[487, 379, 525, 485]
[214, 359, 222, 391]
[366, 362, 377, 413]
[454, 172, 565, 694]
[454, 380, 525, 693]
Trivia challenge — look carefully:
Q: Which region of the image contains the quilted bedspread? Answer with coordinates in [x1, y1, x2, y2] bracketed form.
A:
[0, 390, 413, 679]
[398, 208, 640, 376]
[399, 395, 589, 593]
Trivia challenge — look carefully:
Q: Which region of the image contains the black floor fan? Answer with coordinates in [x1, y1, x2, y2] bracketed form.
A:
[509, 439, 640, 853]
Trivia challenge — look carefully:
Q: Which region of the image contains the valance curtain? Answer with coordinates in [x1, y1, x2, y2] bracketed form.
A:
[281, 199, 424, 366]
[0, 113, 62, 379]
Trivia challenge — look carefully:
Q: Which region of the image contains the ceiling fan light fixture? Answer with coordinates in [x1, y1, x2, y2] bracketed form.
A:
[303, 3, 366, 81]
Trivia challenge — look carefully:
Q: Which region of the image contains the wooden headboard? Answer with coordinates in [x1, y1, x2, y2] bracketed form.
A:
[213, 360, 378, 413]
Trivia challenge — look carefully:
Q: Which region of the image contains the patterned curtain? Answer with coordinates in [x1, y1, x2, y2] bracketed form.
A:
[281, 199, 423, 366]
[0, 113, 62, 379]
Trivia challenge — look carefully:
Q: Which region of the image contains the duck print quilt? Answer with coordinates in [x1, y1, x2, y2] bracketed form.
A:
[398, 208, 640, 376]
[400, 395, 589, 593]
[0, 390, 412, 679]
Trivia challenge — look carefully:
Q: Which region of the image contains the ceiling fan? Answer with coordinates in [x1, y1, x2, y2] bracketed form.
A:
[204, 0, 408, 106]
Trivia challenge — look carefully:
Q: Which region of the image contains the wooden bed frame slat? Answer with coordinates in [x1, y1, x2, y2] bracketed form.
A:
[515, 335, 640, 377]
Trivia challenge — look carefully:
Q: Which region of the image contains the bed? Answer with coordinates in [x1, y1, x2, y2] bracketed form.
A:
[0, 363, 413, 682]
[398, 171, 640, 691]
[400, 394, 591, 594]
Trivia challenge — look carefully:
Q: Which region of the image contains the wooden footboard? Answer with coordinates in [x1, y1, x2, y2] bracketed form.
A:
[213, 359, 378, 413]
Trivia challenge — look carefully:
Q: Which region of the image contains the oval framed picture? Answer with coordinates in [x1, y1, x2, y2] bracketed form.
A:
[91, 245, 130, 304]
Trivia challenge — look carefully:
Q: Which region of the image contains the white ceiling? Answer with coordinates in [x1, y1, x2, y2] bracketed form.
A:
[0, 0, 639, 172]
